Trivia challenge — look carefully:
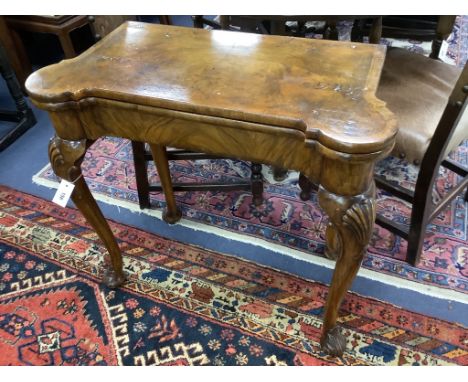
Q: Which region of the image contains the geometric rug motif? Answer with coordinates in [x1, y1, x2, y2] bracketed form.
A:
[0, 186, 467, 365]
[33, 139, 468, 294]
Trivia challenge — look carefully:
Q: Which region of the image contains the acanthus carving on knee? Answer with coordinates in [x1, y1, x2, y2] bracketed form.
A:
[318, 182, 376, 262]
[48, 136, 88, 181]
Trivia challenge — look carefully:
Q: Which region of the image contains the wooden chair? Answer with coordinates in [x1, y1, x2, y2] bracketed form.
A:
[132, 142, 264, 214]
[373, 58, 468, 265]
[299, 17, 468, 266]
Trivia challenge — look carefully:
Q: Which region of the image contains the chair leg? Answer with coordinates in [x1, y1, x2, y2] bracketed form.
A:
[405, 172, 434, 266]
[57, 31, 77, 58]
[298, 172, 315, 201]
[406, 223, 426, 267]
[250, 162, 263, 206]
[406, 174, 468, 264]
[368, 17, 383, 44]
[324, 20, 339, 40]
[131, 141, 151, 209]
[149, 144, 182, 224]
[350, 19, 364, 42]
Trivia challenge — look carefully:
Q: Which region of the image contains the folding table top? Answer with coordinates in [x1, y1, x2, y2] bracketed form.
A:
[26, 21, 397, 155]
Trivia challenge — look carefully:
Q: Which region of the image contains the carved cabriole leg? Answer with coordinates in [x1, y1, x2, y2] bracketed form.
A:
[318, 182, 376, 356]
[149, 144, 182, 224]
[48, 136, 126, 288]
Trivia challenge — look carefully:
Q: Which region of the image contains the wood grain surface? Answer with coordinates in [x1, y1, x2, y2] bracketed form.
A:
[26, 21, 396, 155]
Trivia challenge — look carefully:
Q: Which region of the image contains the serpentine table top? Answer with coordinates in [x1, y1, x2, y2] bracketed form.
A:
[26, 21, 397, 357]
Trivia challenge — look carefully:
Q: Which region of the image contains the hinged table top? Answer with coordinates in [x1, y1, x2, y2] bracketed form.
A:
[26, 21, 397, 155]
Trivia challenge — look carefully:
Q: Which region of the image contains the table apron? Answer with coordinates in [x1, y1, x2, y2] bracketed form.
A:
[46, 98, 385, 196]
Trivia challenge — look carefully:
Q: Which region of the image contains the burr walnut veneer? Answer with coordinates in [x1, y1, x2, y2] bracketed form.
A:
[26, 22, 397, 356]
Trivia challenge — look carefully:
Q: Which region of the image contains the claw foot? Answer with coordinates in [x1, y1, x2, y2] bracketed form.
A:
[102, 268, 126, 288]
[320, 326, 346, 357]
[162, 206, 182, 224]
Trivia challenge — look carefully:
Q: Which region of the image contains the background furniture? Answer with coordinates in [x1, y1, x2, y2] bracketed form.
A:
[367, 16, 445, 39]
[5, 16, 93, 59]
[88, 15, 137, 41]
[132, 142, 264, 213]
[364, 16, 456, 59]
[373, 15, 466, 266]
[0, 42, 36, 151]
[0, 16, 31, 90]
[193, 15, 383, 43]
[26, 22, 397, 356]
[374, 57, 467, 265]
[297, 15, 467, 266]
[2, 16, 95, 91]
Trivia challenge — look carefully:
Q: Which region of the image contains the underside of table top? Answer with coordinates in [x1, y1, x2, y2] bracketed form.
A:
[26, 21, 396, 155]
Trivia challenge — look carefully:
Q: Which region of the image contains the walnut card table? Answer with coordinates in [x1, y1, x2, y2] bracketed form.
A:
[25, 21, 397, 356]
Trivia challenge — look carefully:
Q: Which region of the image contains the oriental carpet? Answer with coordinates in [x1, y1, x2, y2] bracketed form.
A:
[0, 186, 467, 365]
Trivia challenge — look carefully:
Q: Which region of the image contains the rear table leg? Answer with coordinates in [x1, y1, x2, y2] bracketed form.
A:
[149, 144, 182, 224]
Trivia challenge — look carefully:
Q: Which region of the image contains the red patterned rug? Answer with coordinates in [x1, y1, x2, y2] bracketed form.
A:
[33, 138, 468, 294]
[0, 185, 466, 365]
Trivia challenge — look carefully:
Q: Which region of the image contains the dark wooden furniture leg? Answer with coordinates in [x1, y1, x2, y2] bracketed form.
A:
[192, 16, 204, 29]
[351, 19, 365, 42]
[318, 183, 376, 355]
[369, 17, 383, 44]
[324, 20, 339, 40]
[131, 141, 263, 210]
[48, 136, 125, 287]
[250, 162, 264, 206]
[298, 172, 318, 201]
[219, 16, 230, 30]
[0, 42, 36, 151]
[430, 16, 456, 59]
[131, 141, 151, 209]
[159, 16, 172, 26]
[149, 144, 182, 224]
[375, 82, 468, 266]
[270, 20, 286, 35]
[5, 16, 92, 62]
[57, 31, 77, 58]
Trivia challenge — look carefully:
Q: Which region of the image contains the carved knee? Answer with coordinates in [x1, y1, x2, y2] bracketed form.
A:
[48, 136, 88, 181]
[318, 183, 376, 262]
